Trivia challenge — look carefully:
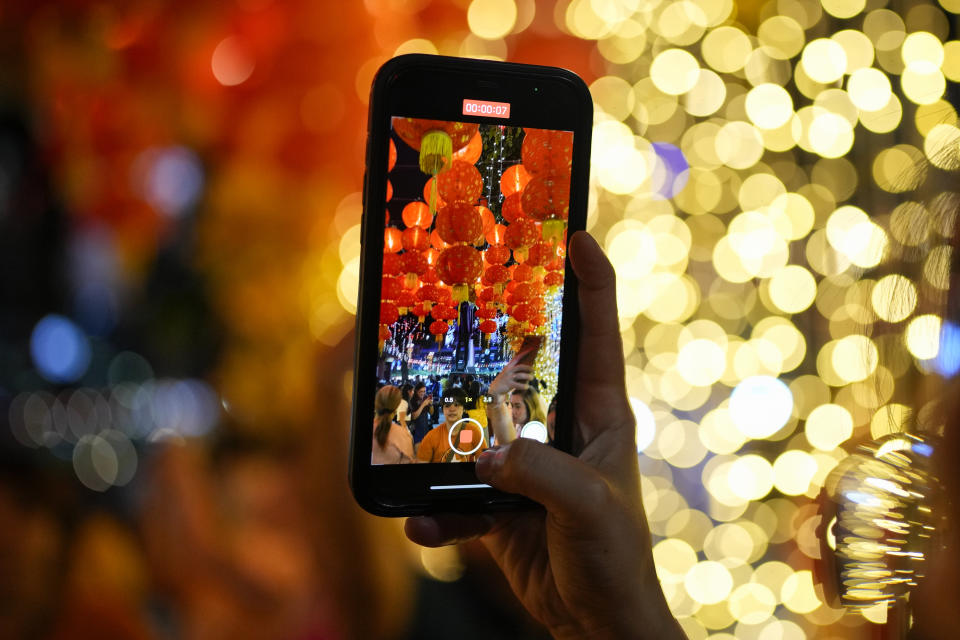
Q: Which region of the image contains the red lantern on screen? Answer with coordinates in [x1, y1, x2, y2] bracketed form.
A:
[513, 281, 542, 303]
[527, 241, 559, 268]
[479, 319, 498, 336]
[521, 173, 571, 244]
[421, 265, 439, 283]
[430, 229, 448, 251]
[476, 304, 497, 320]
[380, 301, 399, 325]
[521, 173, 570, 221]
[501, 193, 524, 224]
[437, 244, 483, 304]
[392, 118, 479, 175]
[434, 304, 459, 322]
[388, 139, 397, 172]
[400, 251, 428, 288]
[402, 226, 430, 252]
[452, 131, 483, 164]
[437, 201, 483, 245]
[504, 220, 540, 262]
[412, 301, 431, 323]
[481, 264, 511, 297]
[512, 262, 535, 282]
[435, 285, 453, 307]
[500, 164, 531, 197]
[386, 179, 393, 202]
[402, 201, 432, 228]
[429, 319, 449, 344]
[544, 271, 564, 288]
[416, 284, 439, 311]
[384, 227, 403, 253]
[383, 252, 402, 276]
[512, 301, 534, 323]
[477, 286, 496, 305]
[546, 251, 565, 272]
[522, 129, 573, 176]
[478, 206, 495, 235]
[382, 276, 402, 301]
[485, 245, 511, 266]
[485, 223, 507, 246]
[397, 290, 417, 313]
[438, 160, 483, 204]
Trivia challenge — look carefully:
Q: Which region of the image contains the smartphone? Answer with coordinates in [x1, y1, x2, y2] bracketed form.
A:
[514, 335, 544, 367]
[349, 54, 592, 516]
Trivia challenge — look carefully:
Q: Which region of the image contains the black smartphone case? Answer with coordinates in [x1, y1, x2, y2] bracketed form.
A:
[350, 54, 593, 516]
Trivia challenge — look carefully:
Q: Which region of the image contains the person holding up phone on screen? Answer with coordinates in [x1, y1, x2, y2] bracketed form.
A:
[406, 232, 685, 640]
[485, 360, 549, 445]
[408, 382, 434, 447]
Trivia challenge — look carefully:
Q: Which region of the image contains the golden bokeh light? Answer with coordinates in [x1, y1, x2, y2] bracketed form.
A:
[871, 274, 918, 322]
[654, 538, 699, 585]
[651, 48, 701, 95]
[805, 403, 854, 451]
[902, 31, 945, 68]
[873, 144, 924, 192]
[822, 0, 867, 19]
[847, 67, 893, 111]
[702, 26, 752, 73]
[597, 20, 648, 64]
[685, 561, 734, 605]
[728, 454, 775, 500]
[684, 69, 727, 117]
[801, 38, 847, 84]
[831, 335, 879, 382]
[768, 265, 817, 314]
[924, 123, 960, 168]
[745, 84, 794, 130]
[729, 583, 777, 624]
[773, 449, 818, 495]
[833, 29, 875, 73]
[781, 570, 822, 614]
[905, 314, 941, 359]
[870, 402, 911, 438]
[757, 16, 805, 60]
[924, 245, 952, 289]
[902, 66, 947, 105]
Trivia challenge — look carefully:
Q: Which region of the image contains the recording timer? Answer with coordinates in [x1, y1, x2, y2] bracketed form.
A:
[462, 98, 511, 118]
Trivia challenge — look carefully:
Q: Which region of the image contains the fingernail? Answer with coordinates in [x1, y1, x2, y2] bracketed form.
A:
[476, 444, 509, 480]
[476, 448, 496, 478]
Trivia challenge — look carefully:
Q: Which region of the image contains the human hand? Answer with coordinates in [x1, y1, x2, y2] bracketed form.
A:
[487, 361, 534, 399]
[405, 232, 683, 640]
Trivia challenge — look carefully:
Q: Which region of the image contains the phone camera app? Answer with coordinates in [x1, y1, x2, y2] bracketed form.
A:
[372, 117, 572, 465]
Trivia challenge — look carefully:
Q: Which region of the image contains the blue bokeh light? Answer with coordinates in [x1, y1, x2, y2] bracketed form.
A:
[30, 314, 92, 384]
[651, 142, 690, 199]
[134, 145, 204, 218]
[934, 320, 960, 378]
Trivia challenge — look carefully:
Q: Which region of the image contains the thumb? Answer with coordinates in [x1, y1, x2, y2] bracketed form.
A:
[476, 439, 611, 526]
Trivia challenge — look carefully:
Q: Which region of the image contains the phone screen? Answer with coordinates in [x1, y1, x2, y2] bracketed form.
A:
[372, 116, 573, 465]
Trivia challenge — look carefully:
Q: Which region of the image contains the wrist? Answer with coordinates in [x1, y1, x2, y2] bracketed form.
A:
[486, 391, 506, 404]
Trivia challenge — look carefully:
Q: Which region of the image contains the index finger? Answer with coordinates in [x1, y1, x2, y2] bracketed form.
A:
[568, 231, 633, 435]
[569, 231, 624, 382]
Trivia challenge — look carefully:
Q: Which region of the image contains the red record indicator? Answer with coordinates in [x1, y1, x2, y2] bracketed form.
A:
[462, 98, 511, 119]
